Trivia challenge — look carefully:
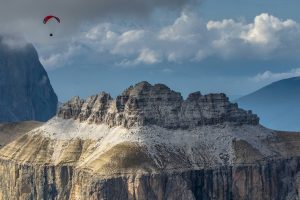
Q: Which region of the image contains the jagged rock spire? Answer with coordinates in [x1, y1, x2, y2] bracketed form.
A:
[58, 82, 259, 128]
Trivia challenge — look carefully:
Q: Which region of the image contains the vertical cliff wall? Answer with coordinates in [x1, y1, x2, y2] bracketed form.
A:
[0, 36, 58, 122]
[0, 158, 300, 200]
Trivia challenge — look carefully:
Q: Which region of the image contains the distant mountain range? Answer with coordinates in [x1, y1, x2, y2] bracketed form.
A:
[237, 77, 300, 131]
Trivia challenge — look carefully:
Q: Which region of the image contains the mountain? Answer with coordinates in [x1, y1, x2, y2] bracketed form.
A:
[1, 82, 300, 199]
[0, 36, 58, 122]
[237, 77, 300, 131]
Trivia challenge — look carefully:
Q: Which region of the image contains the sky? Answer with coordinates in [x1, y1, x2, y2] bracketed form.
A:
[1, 0, 300, 101]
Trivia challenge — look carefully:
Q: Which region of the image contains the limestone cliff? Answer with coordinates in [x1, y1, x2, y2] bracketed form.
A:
[2, 157, 300, 200]
[0, 82, 299, 200]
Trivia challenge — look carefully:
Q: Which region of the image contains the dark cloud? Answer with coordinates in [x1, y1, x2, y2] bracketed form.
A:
[0, 0, 193, 43]
[2, 0, 190, 18]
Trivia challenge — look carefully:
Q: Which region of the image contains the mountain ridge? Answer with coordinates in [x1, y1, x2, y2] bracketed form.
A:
[237, 76, 300, 131]
[58, 81, 259, 129]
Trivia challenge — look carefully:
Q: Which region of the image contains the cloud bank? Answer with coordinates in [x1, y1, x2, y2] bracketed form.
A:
[40, 12, 300, 69]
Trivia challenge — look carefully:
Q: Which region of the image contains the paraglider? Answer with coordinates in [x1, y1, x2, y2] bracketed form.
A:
[43, 15, 60, 24]
[43, 15, 60, 37]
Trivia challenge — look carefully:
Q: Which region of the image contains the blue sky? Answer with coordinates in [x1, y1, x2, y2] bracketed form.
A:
[2, 0, 300, 101]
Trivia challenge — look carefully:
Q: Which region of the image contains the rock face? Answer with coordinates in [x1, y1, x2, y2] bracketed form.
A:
[1, 82, 300, 200]
[2, 158, 300, 200]
[58, 81, 259, 129]
[1, 132, 300, 200]
[0, 36, 58, 122]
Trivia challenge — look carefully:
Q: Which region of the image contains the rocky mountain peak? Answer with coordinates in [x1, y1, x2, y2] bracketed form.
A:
[121, 81, 181, 99]
[186, 91, 202, 101]
[122, 81, 152, 95]
[58, 82, 259, 128]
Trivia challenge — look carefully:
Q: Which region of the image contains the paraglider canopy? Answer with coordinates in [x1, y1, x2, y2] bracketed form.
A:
[43, 15, 60, 24]
[43, 15, 60, 37]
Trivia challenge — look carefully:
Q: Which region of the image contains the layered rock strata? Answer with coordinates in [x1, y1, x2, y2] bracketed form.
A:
[58, 82, 259, 129]
[1, 158, 300, 200]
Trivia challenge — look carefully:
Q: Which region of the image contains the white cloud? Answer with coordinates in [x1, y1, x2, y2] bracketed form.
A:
[252, 68, 300, 83]
[207, 13, 300, 57]
[39, 45, 81, 70]
[40, 54, 62, 69]
[158, 12, 202, 41]
[119, 48, 160, 66]
[243, 13, 297, 45]
[112, 30, 146, 55]
[136, 48, 160, 64]
[40, 12, 300, 69]
[0, 35, 29, 49]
